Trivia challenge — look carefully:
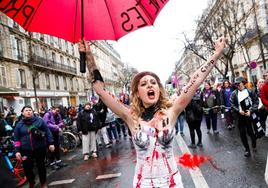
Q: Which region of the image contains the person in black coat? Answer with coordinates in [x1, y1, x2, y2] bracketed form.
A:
[94, 99, 111, 148]
[185, 89, 204, 149]
[230, 77, 259, 157]
[77, 102, 100, 160]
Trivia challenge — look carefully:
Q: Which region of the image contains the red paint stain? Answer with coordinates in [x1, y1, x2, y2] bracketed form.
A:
[169, 171, 178, 188]
[179, 98, 186, 105]
[152, 149, 159, 160]
[136, 165, 143, 188]
[162, 153, 177, 187]
[176, 153, 225, 174]
[177, 153, 209, 169]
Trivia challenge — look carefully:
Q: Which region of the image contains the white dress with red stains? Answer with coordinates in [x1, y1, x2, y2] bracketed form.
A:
[132, 116, 183, 188]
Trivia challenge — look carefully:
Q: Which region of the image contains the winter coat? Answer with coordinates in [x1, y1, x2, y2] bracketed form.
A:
[260, 82, 268, 111]
[230, 88, 259, 115]
[93, 100, 107, 127]
[185, 94, 203, 123]
[43, 111, 64, 132]
[77, 109, 100, 134]
[201, 89, 220, 114]
[14, 116, 53, 153]
[220, 87, 234, 107]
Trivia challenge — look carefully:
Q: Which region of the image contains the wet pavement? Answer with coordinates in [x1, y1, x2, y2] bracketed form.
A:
[22, 117, 268, 188]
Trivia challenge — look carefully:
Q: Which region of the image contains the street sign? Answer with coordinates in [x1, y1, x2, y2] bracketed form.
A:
[250, 61, 257, 69]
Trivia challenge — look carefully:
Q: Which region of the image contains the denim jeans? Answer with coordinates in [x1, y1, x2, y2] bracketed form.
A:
[176, 114, 185, 134]
[106, 121, 118, 140]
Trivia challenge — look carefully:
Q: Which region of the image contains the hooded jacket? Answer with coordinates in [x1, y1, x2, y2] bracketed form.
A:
[43, 111, 64, 132]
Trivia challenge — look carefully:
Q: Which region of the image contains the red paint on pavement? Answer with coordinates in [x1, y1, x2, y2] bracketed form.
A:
[176, 153, 225, 174]
[177, 153, 210, 169]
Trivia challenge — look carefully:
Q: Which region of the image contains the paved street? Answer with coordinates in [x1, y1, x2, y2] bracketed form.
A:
[25, 117, 268, 188]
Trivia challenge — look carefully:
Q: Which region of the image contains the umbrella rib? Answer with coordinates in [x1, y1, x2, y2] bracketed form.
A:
[103, 0, 117, 39]
[25, 0, 44, 30]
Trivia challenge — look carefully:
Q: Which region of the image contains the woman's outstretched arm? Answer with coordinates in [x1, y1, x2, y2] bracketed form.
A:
[79, 41, 133, 125]
[172, 36, 226, 117]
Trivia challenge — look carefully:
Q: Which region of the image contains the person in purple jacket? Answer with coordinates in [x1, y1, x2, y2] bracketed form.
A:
[43, 106, 67, 170]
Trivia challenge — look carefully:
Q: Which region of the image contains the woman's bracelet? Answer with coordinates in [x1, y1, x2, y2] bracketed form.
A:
[92, 69, 104, 83]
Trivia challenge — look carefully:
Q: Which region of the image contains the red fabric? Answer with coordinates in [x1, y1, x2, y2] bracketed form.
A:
[260, 82, 268, 111]
[0, 0, 169, 43]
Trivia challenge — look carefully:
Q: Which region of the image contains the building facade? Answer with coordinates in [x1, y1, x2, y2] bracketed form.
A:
[174, 0, 268, 86]
[0, 13, 124, 114]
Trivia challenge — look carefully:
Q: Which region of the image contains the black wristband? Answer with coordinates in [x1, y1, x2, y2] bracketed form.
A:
[93, 69, 104, 83]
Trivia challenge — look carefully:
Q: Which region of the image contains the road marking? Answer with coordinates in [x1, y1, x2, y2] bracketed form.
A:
[265, 152, 268, 185]
[48, 179, 75, 186]
[96, 173, 121, 180]
[175, 135, 209, 188]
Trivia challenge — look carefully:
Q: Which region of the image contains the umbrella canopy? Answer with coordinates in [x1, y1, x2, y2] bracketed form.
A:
[0, 0, 169, 43]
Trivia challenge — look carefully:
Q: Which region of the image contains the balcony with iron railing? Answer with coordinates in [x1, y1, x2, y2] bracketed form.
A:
[32, 55, 77, 75]
[239, 28, 258, 44]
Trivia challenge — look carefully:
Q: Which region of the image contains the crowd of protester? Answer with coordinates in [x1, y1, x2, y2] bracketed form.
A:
[0, 72, 268, 186]
[178, 71, 268, 158]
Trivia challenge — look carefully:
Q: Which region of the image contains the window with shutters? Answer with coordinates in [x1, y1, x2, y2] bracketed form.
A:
[18, 69, 26, 88]
[0, 66, 7, 86]
[15, 37, 23, 60]
[55, 75, 60, 90]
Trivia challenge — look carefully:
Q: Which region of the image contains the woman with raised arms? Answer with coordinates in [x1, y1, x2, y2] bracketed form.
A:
[79, 37, 226, 188]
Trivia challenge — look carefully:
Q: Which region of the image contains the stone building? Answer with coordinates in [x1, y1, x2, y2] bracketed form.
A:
[174, 0, 268, 86]
[0, 13, 124, 114]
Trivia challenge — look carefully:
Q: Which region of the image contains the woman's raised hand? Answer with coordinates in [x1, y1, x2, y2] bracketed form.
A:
[78, 39, 90, 53]
[214, 36, 226, 55]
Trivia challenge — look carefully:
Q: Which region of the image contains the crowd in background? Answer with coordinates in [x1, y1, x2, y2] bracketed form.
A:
[0, 72, 268, 186]
[174, 71, 268, 157]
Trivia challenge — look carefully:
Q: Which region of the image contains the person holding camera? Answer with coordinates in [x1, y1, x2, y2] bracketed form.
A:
[14, 105, 54, 188]
[230, 77, 259, 157]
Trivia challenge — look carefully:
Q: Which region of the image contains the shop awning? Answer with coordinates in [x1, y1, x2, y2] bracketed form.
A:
[0, 86, 19, 96]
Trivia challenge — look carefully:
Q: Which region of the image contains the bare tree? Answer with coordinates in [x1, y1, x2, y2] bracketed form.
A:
[118, 63, 138, 93]
[183, 0, 254, 81]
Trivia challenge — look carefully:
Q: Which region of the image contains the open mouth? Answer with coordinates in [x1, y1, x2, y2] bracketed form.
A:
[147, 90, 155, 100]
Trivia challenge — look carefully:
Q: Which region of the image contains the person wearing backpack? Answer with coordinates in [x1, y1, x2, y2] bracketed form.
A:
[201, 81, 221, 134]
[77, 102, 100, 160]
[230, 77, 259, 157]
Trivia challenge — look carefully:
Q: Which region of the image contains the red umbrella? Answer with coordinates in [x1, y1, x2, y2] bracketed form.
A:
[0, 0, 169, 43]
[1, 0, 169, 72]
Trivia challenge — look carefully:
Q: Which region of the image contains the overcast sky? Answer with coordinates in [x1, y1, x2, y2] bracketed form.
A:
[113, 0, 209, 83]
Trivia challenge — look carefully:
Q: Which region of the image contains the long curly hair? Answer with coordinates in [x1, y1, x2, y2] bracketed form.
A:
[130, 71, 172, 121]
